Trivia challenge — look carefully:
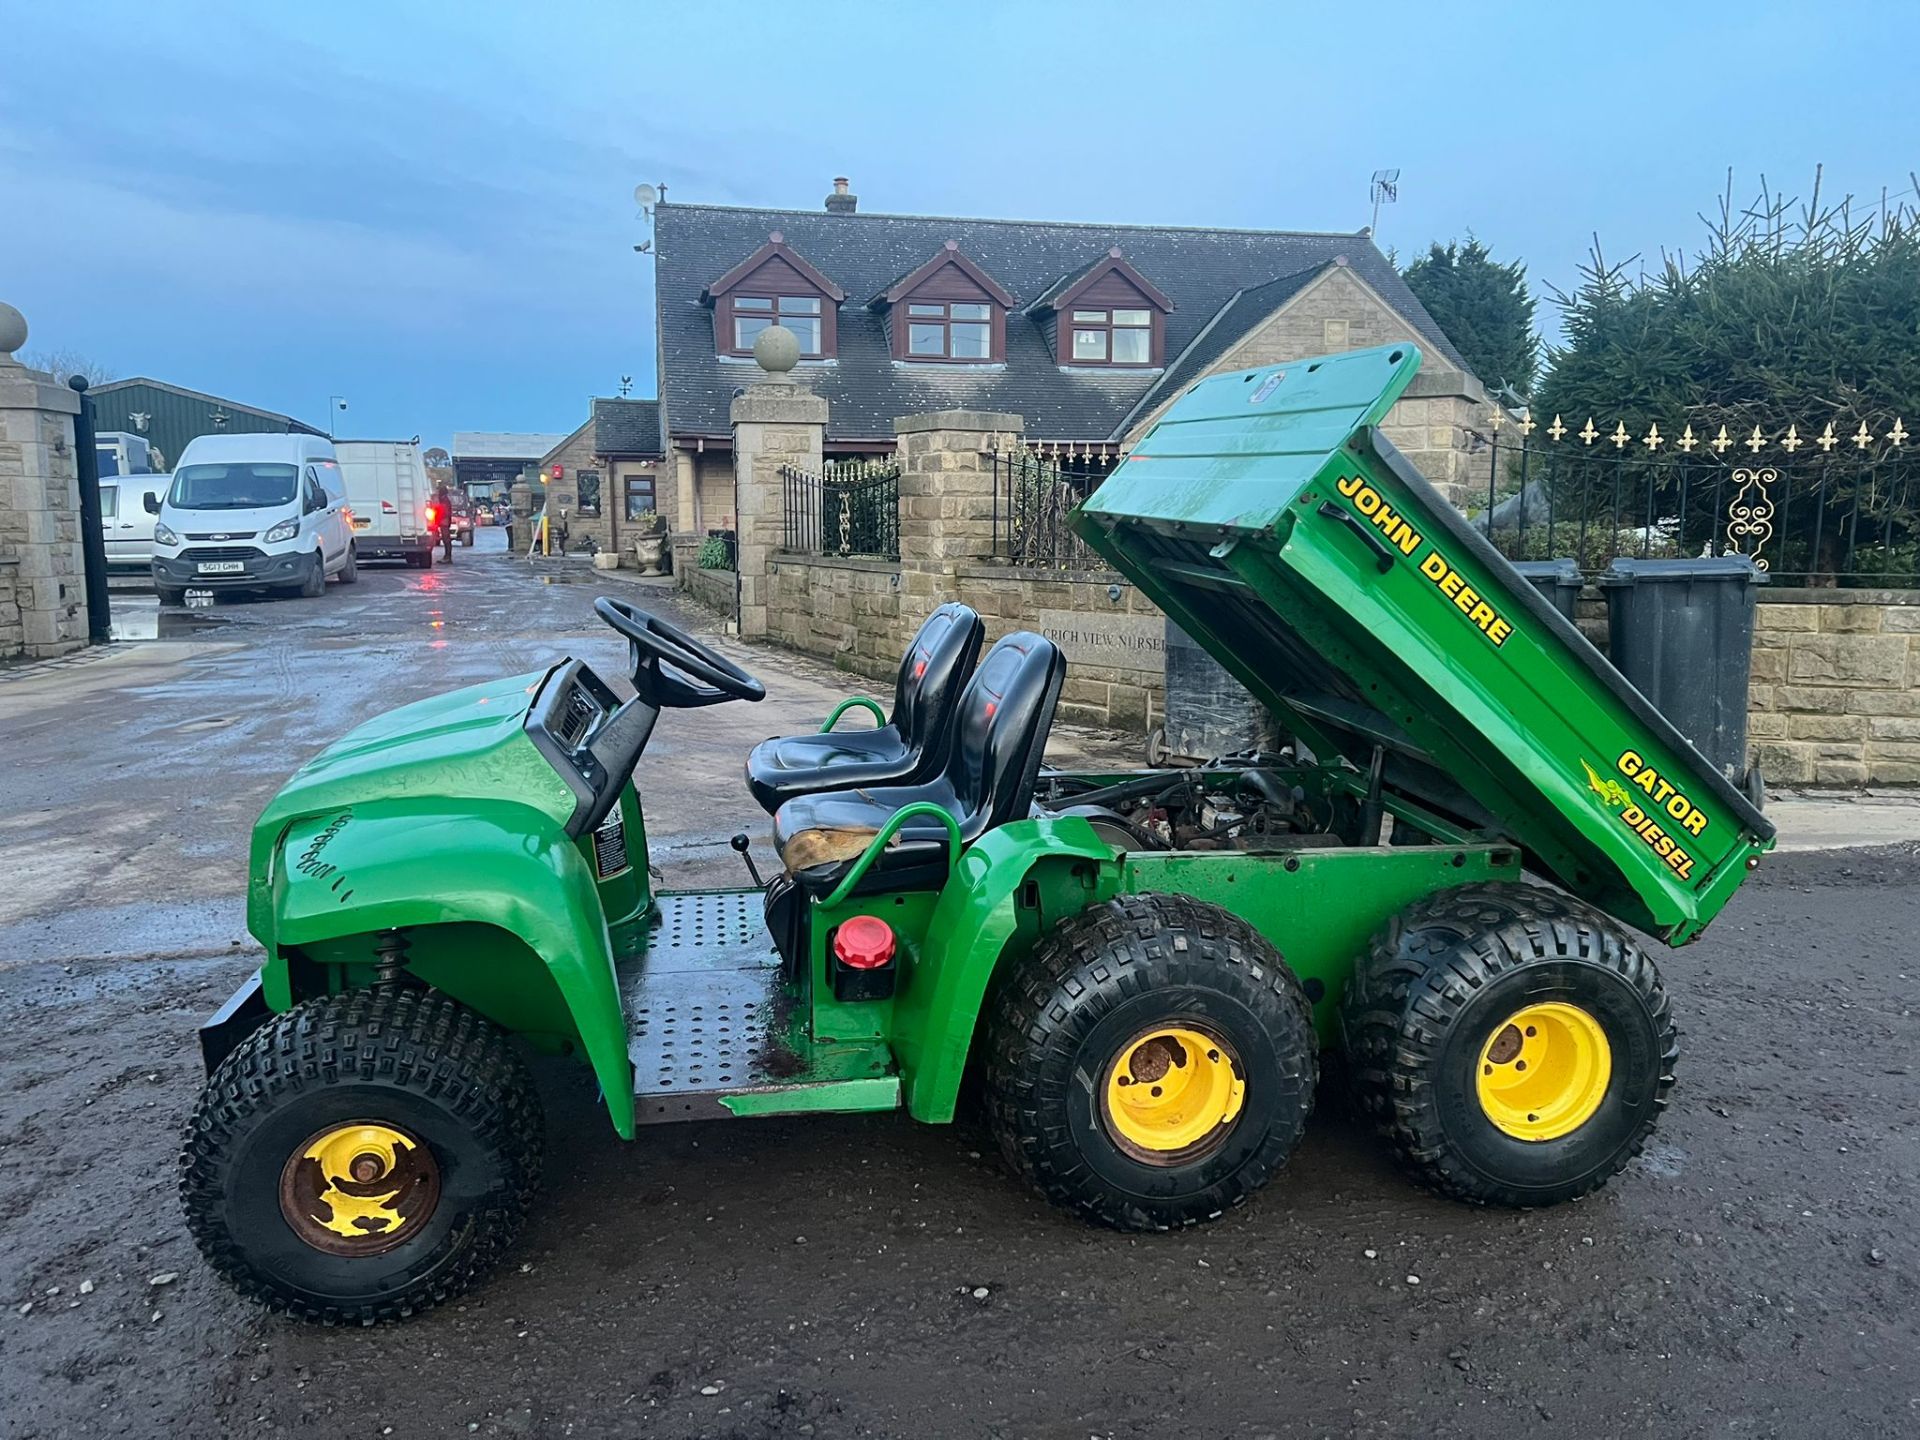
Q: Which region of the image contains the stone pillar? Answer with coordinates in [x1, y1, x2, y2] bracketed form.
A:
[0, 303, 88, 659]
[730, 329, 825, 638]
[892, 409, 1024, 643]
[1378, 368, 1501, 511]
[673, 450, 698, 533]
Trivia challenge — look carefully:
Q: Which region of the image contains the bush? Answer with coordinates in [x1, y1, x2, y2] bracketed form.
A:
[696, 537, 730, 570]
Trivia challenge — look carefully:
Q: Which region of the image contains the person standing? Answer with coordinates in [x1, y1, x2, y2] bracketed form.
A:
[434, 479, 455, 563]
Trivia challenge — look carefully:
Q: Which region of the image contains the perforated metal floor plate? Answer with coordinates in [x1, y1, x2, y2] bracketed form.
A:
[618, 891, 897, 1124]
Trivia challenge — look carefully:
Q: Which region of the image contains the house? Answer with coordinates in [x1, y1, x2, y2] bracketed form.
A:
[84, 378, 324, 471]
[653, 179, 1493, 534]
[528, 398, 665, 554]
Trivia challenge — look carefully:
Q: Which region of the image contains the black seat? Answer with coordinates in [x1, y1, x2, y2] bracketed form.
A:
[772, 631, 1067, 894]
[744, 602, 985, 814]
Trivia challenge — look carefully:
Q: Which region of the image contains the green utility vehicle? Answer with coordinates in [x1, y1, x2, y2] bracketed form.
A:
[182, 343, 1774, 1322]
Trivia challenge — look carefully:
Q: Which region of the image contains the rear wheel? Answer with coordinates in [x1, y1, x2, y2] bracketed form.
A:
[338, 544, 358, 583]
[1340, 883, 1677, 1208]
[984, 894, 1316, 1231]
[180, 987, 544, 1323]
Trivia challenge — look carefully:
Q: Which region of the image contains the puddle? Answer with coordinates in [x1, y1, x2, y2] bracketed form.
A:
[108, 604, 230, 642]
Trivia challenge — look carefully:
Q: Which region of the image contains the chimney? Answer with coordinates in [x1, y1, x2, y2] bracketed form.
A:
[825, 176, 857, 214]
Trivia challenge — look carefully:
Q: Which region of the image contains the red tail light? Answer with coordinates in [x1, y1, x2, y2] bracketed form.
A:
[424, 504, 439, 524]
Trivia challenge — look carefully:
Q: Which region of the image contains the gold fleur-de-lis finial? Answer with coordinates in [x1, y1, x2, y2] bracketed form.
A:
[1712, 425, 1732, 454]
[1678, 424, 1698, 453]
[1610, 422, 1631, 450]
[1488, 406, 1503, 432]
[1781, 424, 1802, 453]
[1746, 425, 1766, 453]
[1548, 414, 1568, 441]
[1889, 418, 1909, 447]
[1644, 422, 1663, 450]
[1521, 413, 1537, 436]
[1817, 423, 1838, 452]
[1854, 422, 1874, 449]
[1579, 418, 1598, 445]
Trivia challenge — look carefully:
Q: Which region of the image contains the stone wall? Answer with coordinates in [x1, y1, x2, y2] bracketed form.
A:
[953, 565, 1161, 731]
[0, 346, 87, 659]
[684, 561, 736, 618]
[767, 555, 902, 678]
[1749, 590, 1920, 784]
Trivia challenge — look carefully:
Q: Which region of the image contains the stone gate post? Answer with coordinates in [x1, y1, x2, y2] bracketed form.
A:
[892, 409, 1024, 641]
[0, 302, 89, 659]
[730, 331, 825, 637]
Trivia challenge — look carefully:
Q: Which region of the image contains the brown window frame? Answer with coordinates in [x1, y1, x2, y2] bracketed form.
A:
[624, 472, 657, 521]
[726, 293, 827, 358]
[1067, 307, 1156, 368]
[901, 300, 998, 363]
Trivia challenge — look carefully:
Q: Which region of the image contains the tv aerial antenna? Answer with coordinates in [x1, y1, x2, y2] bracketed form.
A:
[633, 182, 662, 254]
[1369, 168, 1400, 236]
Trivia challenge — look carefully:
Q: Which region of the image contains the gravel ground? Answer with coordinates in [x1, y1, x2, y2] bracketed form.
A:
[2, 540, 1916, 1439]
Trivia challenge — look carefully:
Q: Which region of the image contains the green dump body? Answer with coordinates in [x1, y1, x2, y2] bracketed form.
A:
[1074, 343, 1775, 943]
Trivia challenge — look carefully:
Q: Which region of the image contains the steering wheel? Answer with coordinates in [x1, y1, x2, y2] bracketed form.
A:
[594, 596, 766, 709]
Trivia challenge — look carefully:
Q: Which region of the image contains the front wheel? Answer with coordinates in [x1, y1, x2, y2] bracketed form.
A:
[984, 894, 1317, 1231]
[156, 585, 185, 606]
[1341, 883, 1677, 1208]
[180, 988, 544, 1323]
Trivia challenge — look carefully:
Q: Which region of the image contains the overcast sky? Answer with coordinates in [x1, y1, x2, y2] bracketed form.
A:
[3, 0, 1915, 449]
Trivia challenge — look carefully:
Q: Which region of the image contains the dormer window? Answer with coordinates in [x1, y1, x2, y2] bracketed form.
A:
[1026, 247, 1175, 368]
[703, 231, 845, 360]
[907, 301, 993, 360]
[1069, 307, 1154, 365]
[869, 240, 1014, 364]
[732, 295, 823, 355]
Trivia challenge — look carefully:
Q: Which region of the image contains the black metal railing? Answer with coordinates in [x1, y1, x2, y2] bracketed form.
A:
[780, 459, 900, 561]
[1476, 415, 1920, 585]
[990, 449, 1119, 568]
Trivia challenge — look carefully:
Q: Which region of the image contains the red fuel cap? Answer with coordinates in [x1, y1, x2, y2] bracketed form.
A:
[833, 915, 897, 970]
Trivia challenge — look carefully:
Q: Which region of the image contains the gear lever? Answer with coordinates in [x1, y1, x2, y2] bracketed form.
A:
[730, 832, 764, 887]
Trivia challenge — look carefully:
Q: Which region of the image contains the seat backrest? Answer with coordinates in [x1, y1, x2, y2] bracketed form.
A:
[943, 631, 1067, 838]
[891, 602, 985, 748]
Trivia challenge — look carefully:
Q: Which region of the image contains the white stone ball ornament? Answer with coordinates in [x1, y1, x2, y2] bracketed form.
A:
[0, 301, 26, 359]
[753, 323, 800, 375]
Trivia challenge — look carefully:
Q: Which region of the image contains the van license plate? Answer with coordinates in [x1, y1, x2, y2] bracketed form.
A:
[197, 561, 245, 574]
[352, 516, 371, 529]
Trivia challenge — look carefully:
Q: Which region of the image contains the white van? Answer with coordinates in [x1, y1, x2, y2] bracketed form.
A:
[100, 472, 172, 568]
[148, 433, 358, 604]
[333, 439, 435, 567]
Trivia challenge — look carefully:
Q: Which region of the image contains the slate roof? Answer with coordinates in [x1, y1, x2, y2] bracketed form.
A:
[593, 397, 663, 456]
[655, 203, 1471, 444]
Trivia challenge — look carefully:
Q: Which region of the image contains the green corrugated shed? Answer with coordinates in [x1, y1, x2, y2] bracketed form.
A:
[83, 378, 325, 470]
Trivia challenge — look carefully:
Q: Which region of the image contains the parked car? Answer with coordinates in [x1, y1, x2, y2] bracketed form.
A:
[100, 473, 172, 569]
[334, 440, 435, 569]
[450, 494, 475, 546]
[148, 434, 358, 605]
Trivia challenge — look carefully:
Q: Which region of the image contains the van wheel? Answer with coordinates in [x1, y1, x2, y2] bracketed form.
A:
[299, 552, 326, 598]
[339, 545, 358, 584]
[156, 586, 185, 607]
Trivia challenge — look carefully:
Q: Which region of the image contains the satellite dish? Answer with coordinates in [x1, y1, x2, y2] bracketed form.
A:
[634, 183, 658, 208]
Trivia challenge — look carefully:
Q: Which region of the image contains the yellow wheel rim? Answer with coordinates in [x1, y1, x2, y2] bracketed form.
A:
[1101, 1025, 1246, 1164]
[278, 1121, 440, 1256]
[1474, 1002, 1612, 1141]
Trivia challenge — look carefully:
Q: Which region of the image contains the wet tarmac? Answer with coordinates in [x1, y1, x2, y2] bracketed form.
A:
[3, 535, 1917, 1438]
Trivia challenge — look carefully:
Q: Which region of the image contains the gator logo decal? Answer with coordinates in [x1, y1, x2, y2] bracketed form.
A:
[1582, 759, 1632, 810]
[1583, 754, 1705, 880]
